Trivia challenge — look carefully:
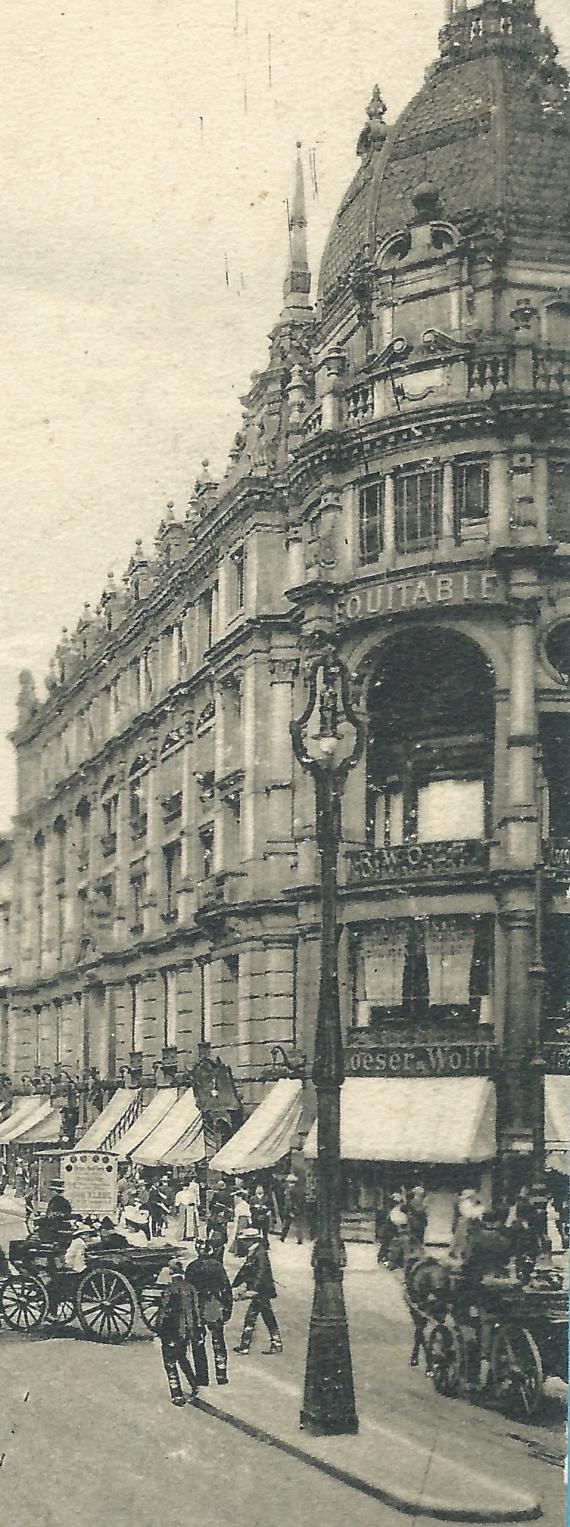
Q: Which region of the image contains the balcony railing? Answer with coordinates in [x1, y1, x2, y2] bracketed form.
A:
[346, 838, 489, 884]
[544, 838, 570, 876]
[466, 353, 511, 395]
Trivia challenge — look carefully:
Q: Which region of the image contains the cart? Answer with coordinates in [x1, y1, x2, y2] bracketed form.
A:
[0, 1236, 178, 1342]
[406, 1255, 568, 1420]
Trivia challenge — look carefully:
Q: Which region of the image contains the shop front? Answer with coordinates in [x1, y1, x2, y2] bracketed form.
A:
[304, 1040, 497, 1245]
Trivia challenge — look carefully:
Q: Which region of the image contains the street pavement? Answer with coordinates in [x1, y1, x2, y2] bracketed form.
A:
[0, 1203, 566, 1527]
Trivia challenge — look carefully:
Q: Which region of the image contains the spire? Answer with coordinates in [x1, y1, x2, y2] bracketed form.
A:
[282, 142, 311, 315]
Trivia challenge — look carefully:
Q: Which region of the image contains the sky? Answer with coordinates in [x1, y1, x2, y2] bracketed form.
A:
[1, 0, 569, 832]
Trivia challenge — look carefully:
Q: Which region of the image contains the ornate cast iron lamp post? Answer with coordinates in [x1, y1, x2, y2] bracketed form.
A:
[291, 648, 366, 1435]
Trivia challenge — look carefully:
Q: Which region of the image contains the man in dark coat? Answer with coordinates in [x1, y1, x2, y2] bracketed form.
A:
[45, 1180, 73, 1220]
[147, 1182, 169, 1238]
[156, 1261, 201, 1406]
[185, 1241, 233, 1385]
[232, 1231, 282, 1355]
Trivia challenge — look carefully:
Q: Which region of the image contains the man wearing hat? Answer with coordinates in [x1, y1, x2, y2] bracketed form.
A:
[156, 1260, 201, 1407]
[280, 1173, 305, 1244]
[184, 1240, 233, 1386]
[46, 1179, 73, 1221]
[232, 1230, 283, 1356]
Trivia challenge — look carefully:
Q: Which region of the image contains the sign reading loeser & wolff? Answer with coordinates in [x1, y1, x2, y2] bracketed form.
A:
[345, 1041, 497, 1078]
[336, 569, 502, 624]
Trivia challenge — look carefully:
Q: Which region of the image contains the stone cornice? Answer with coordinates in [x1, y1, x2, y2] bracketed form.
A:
[13, 479, 285, 750]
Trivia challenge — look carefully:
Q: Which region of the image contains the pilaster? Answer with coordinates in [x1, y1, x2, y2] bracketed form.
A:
[143, 741, 162, 938]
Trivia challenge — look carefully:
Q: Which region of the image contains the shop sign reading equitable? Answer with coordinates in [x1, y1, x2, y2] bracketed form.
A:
[346, 1042, 496, 1078]
[336, 570, 502, 624]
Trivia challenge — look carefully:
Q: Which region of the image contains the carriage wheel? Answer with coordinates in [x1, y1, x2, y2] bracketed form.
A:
[76, 1267, 136, 1343]
[0, 1273, 49, 1333]
[490, 1325, 544, 1420]
[138, 1286, 163, 1334]
[427, 1322, 464, 1397]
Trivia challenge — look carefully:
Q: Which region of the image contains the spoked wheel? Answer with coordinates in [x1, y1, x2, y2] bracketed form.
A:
[138, 1286, 162, 1334]
[0, 1273, 49, 1333]
[426, 1321, 464, 1397]
[76, 1267, 136, 1343]
[490, 1325, 544, 1420]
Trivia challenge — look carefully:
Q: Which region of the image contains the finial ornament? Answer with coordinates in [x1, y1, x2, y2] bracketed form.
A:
[357, 85, 388, 162]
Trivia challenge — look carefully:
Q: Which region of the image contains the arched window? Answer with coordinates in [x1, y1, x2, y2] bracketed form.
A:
[366, 629, 494, 848]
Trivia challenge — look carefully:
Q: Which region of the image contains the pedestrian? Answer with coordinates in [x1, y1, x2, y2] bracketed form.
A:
[232, 1230, 283, 1356]
[185, 1240, 233, 1386]
[175, 1173, 201, 1244]
[280, 1173, 305, 1244]
[156, 1260, 201, 1407]
[407, 1186, 428, 1254]
[250, 1183, 271, 1246]
[450, 1189, 483, 1260]
[378, 1192, 407, 1266]
[147, 1181, 169, 1239]
[206, 1201, 229, 1264]
[228, 1186, 252, 1256]
[15, 1157, 26, 1197]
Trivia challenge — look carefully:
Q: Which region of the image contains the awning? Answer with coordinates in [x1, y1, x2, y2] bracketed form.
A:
[79, 1090, 143, 1152]
[115, 1089, 179, 1160]
[17, 1104, 67, 1146]
[304, 1078, 496, 1164]
[545, 1076, 569, 1173]
[0, 1097, 52, 1145]
[132, 1088, 205, 1167]
[210, 1080, 303, 1174]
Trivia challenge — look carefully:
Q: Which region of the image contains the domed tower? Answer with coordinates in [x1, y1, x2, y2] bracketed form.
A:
[288, 0, 570, 1223]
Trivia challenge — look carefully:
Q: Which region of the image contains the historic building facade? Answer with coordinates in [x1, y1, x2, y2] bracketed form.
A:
[3, 0, 570, 1222]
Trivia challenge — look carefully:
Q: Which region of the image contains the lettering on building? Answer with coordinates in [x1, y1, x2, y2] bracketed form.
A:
[336, 570, 502, 625]
[345, 1042, 497, 1079]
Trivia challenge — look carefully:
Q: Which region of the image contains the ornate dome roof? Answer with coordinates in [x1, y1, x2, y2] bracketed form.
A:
[318, 0, 570, 309]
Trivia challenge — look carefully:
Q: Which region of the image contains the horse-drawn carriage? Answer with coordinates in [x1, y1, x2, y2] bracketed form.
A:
[0, 1234, 176, 1342]
[406, 1253, 568, 1420]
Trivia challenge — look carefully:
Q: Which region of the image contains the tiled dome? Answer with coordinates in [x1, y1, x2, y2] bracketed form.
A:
[318, 0, 570, 309]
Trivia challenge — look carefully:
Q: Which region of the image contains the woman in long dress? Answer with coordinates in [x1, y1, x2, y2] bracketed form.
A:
[175, 1174, 201, 1243]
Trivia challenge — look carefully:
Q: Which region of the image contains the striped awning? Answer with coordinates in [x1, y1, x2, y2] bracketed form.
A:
[79, 1090, 143, 1152]
[132, 1088, 205, 1167]
[304, 1078, 496, 1164]
[210, 1080, 303, 1174]
[17, 1104, 67, 1145]
[115, 1089, 179, 1160]
[0, 1097, 52, 1145]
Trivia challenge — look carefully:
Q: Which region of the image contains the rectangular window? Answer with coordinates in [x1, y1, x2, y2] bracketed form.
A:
[201, 582, 218, 652]
[163, 969, 178, 1048]
[130, 980, 144, 1053]
[200, 961, 212, 1043]
[549, 460, 570, 542]
[199, 824, 214, 879]
[231, 544, 245, 610]
[131, 874, 146, 934]
[395, 467, 442, 551]
[417, 778, 485, 843]
[454, 460, 489, 539]
[163, 841, 180, 921]
[358, 483, 384, 565]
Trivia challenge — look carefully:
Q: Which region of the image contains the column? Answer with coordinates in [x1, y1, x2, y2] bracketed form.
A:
[266, 660, 297, 844]
[141, 972, 162, 1069]
[18, 830, 37, 979]
[213, 683, 227, 874]
[506, 609, 538, 866]
[143, 741, 162, 937]
[217, 556, 229, 636]
[80, 988, 90, 1075]
[62, 814, 80, 967]
[440, 459, 455, 548]
[42, 828, 58, 975]
[178, 715, 197, 923]
[383, 472, 396, 566]
[241, 657, 270, 881]
[285, 530, 304, 590]
[489, 453, 511, 546]
[533, 454, 549, 541]
[175, 963, 200, 1067]
[114, 768, 130, 944]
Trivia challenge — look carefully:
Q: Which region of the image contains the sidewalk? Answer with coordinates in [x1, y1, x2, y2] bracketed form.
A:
[197, 1350, 540, 1522]
[192, 1240, 544, 1522]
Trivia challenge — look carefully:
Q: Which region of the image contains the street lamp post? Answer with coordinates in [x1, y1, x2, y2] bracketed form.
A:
[291, 648, 366, 1435]
[529, 746, 548, 1241]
